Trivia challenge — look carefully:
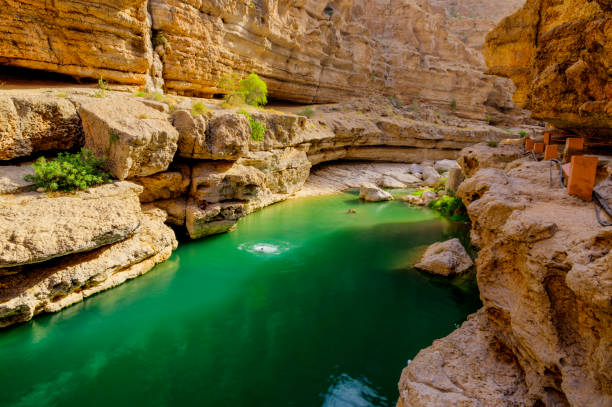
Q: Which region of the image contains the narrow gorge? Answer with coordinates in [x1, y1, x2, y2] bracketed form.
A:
[0, 0, 610, 406]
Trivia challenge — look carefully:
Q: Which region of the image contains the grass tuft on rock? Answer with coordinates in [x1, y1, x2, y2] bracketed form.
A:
[428, 195, 469, 222]
[25, 149, 111, 192]
[238, 110, 266, 142]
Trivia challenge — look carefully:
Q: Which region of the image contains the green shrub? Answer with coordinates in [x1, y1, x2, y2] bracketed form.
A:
[411, 188, 433, 197]
[428, 195, 468, 222]
[25, 149, 111, 192]
[299, 107, 315, 118]
[153, 31, 168, 48]
[487, 141, 499, 148]
[239, 73, 267, 107]
[519, 130, 528, 138]
[191, 101, 209, 116]
[485, 114, 492, 124]
[218, 72, 268, 107]
[237, 110, 266, 142]
[95, 77, 108, 98]
[450, 100, 457, 111]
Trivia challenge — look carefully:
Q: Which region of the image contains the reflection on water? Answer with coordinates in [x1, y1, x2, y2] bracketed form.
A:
[322, 374, 388, 407]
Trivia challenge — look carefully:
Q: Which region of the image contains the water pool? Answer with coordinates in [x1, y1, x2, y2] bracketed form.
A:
[0, 192, 480, 407]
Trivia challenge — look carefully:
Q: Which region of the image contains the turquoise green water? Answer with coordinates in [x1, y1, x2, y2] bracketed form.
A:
[0, 192, 480, 407]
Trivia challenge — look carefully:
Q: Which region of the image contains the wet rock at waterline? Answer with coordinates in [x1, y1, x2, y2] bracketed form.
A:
[414, 238, 473, 277]
[359, 183, 393, 202]
[402, 190, 438, 206]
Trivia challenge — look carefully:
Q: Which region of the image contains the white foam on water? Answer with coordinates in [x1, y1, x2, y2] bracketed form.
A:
[238, 241, 291, 256]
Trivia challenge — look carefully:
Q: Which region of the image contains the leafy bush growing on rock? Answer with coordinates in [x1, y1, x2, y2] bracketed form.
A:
[299, 107, 315, 118]
[218, 72, 268, 107]
[95, 77, 108, 98]
[428, 195, 468, 222]
[25, 149, 111, 192]
[191, 101, 209, 116]
[238, 110, 266, 142]
[519, 130, 528, 138]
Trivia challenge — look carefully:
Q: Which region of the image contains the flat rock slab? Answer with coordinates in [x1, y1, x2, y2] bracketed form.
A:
[78, 96, 178, 180]
[415, 238, 473, 276]
[0, 181, 143, 268]
[0, 163, 34, 194]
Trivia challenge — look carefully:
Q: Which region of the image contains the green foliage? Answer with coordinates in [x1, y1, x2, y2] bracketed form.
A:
[449, 7, 458, 18]
[134, 91, 148, 98]
[95, 77, 108, 98]
[239, 73, 268, 107]
[56, 92, 67, 98]
[434, 176, 448, 193]
[153, 31, 168, 48]
[450, 99, 457, 111]
[411, 188, 433, 197]
[299, 107, 315, 118]
[237, 110, 266, 142]
[487, 141, 499, 148]
[24, 149, 111, 192]
[218, 72, 268, 107]
[109, 131, 119, 143]
[485, 114, 492, 124]
[428, 195, 468, 222]
[191, 101, 209, 116]
[519, 130, 528, 138]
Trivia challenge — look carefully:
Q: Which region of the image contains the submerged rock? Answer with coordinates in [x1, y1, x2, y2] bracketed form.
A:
[414, 238, 473, 276]
[359, 183, 393, 202]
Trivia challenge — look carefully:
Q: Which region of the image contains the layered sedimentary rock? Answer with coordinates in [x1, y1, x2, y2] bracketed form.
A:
[0, 95, 82, 160]
[0, 207, 177, 328]
[0, 0, 158, 87]
[0, 0, 525, 122]
[484, 0, 612, 145]
[399, 143, 612, 406]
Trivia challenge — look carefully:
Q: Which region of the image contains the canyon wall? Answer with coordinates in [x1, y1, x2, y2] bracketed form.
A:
[484, 0, 612, 146]
[0, 89, 510, 326]
[0, 0, 525, 121]
[398, 143, 612, 406]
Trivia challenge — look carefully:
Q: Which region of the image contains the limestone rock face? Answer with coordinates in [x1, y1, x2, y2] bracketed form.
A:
[359, 183, 393, 202]
[398, 310, 529, 407]
[401, 147, 612, 406]
[0, 0, 156, 87]
[132, 163, 191, 203]
[185, 200, 245, 239]
[78, 96, 179, 180]
[414, 238, 473, 276]
[0, 95, 82, 161]
[0, 0, 525, 121]
[457, 142, 523, 178]
[0, 182, 143, 268]
[0, 208, 177, 328]
[174, 110, 251, 160]
[484, 0, 612, 146]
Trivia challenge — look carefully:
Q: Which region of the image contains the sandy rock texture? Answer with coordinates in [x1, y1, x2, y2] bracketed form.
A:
[0, 0, 526, 122]
[484, 0, 612, 147]
[78, 96, 179, 180]
[0, 95, 82, 160]
[0, 208, 177, 328]
[359, 183, 393, 202]
[0, 182, 143, 268]
[414, 238, 473, 276]
[399, 143, 612, 406]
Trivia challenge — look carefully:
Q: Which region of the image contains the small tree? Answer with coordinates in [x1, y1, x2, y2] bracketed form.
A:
[218, 72, 268, 107]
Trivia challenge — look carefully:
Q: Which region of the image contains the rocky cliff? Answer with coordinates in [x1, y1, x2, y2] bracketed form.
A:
[0, 0, 526, 122]
[484, 0, 612, 147]
[398, 144, 612, 406]
[0, 87, 520, 326]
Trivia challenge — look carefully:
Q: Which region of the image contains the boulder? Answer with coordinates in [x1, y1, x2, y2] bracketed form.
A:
[185, 200, 246, 239]
[378, 176, 407, 189]
[190, 161, 265, 203]
[132, 164, 191, 203]
[359, 183, 393, 202]
[408, 164, 424, 178]
[434, 159, 461, 173]
[205, 112, 251, 159]
[414, 238, 473, 276]
[403, 190, 437, 206]
[0, 182, 142, 268]
[445, 168, 465, 194]
[78, 96, 178, 180]
[393, 172, 422, 185]
[0, 208, 177, 328]
[0, 95, 82, 161]
[422, 166, 442, 186]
